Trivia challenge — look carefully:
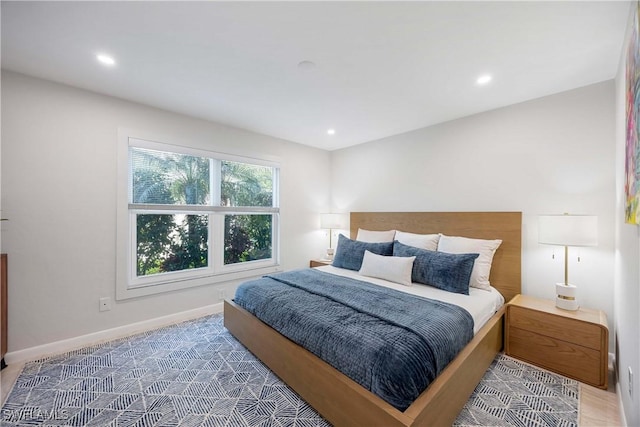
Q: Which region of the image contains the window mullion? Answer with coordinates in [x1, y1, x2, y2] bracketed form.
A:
[212, 213, 224, 272]
[128, 204, 210, 213]
[211, 159, 220, 207]
[273, 167, 280, 208]
[129, 204, 279, 214]
[209, 159, 222, 273]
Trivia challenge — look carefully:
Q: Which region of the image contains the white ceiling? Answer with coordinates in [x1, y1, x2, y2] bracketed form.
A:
[1, 1, 631, 151]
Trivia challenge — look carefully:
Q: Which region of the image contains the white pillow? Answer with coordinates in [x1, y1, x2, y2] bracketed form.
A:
[395, 231, 440, 251]
[437, 234, 502, 291]
[358, 250, 415, 286]
[356, 228, 396, 243]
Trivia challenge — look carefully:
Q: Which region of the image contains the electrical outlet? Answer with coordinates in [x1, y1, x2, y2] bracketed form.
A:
[99, 297, 111, 312]
[629, 367, 634, 397]
[218, 289, 226, 301]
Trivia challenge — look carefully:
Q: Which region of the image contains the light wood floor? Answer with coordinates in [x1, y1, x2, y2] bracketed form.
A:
[579, 370, 622, 426]
[0, 361, 623, 426]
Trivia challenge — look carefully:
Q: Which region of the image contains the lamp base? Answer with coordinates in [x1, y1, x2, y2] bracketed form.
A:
[324, 248, 335, 261]
[555, 283, 579, 311]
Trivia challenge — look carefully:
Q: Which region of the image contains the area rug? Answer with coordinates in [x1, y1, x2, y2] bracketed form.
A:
[1, 314, 578, 426]
[453, 354, 578, 427]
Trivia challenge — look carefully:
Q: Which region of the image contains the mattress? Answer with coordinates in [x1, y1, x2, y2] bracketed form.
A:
[316, 264, 505, 334]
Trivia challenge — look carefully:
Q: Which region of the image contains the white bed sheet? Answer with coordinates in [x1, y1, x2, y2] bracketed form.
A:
[315, 265, 504, 334]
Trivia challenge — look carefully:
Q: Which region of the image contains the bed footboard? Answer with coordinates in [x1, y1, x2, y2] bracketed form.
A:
[224, 299, 504, 427]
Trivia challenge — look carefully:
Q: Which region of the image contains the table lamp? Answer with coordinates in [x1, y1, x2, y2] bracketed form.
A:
[538, 214, 598, 310]
[320, 213, 346, 260]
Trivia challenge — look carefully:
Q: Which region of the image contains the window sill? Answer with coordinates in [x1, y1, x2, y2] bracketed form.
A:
[116, 264, 282, 301]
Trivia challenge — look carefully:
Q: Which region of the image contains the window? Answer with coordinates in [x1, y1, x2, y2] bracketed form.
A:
[117, 135, 280, 299]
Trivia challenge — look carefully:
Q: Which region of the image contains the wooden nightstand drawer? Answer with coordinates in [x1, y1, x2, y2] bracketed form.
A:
[509, 305, 602, 350]
[508, 326, 602, 386]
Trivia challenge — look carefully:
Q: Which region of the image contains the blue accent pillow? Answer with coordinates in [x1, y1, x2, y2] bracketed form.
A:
[393, 241, 479, 295]
[332, 234, 394, 271]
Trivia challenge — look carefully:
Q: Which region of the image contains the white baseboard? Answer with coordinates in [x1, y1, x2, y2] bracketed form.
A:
[617, 385, 628, 426]
[611, 353, 628, 427]
[4, 303, 223, 366]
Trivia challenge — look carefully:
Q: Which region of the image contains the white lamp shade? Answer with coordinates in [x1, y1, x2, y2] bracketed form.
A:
[320, 213, 346, 229]
[538, 215, 598, 247]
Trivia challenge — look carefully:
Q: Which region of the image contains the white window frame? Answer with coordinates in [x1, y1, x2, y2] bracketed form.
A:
[116, 129, 281, 300]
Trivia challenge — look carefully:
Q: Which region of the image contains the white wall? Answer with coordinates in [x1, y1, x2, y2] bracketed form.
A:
[614, 3, 640, 425]
[0, 65, 626, 417]
[0, 71, 331, 353]
[331, 81, 616, 349]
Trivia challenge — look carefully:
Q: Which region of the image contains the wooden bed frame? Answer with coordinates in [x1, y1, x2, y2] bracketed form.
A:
[224, 211, 522, 426]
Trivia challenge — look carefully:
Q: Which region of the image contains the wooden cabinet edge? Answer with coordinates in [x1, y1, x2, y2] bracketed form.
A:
[310, 259, 331, 268]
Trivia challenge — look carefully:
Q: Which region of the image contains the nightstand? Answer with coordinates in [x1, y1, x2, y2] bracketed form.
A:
[505, 294, 608, 389]
[309, 259, 332, 268]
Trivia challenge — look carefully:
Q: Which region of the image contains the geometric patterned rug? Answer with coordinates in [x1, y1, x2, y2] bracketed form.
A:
[454, 354, 579, 427]
[1, 314, 578, 426]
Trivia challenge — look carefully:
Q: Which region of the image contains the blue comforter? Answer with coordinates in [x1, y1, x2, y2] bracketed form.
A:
[233, 269, 474, 411]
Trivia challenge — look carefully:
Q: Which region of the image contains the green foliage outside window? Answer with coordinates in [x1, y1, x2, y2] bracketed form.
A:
[224, 214, 272, 265]
[132, 147, 275, 277]
[221, 160, 274, 265]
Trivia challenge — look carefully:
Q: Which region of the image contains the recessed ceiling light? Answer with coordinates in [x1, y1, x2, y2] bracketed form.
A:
[327, 129, 336, 135]
[476, 74, 492, 85]
[97, 54, 116, 66]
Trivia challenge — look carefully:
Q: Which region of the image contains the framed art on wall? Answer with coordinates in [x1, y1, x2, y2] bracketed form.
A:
[625, 1, 640, 224]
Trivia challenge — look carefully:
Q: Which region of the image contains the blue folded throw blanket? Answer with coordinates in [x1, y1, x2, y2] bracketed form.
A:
[234, 269, 474, 411]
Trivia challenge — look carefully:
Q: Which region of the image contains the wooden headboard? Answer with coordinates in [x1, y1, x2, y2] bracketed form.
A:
[350, 212, 522, 302]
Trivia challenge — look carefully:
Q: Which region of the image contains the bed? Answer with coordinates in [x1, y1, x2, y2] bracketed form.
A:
[224, 211, 522, 426]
